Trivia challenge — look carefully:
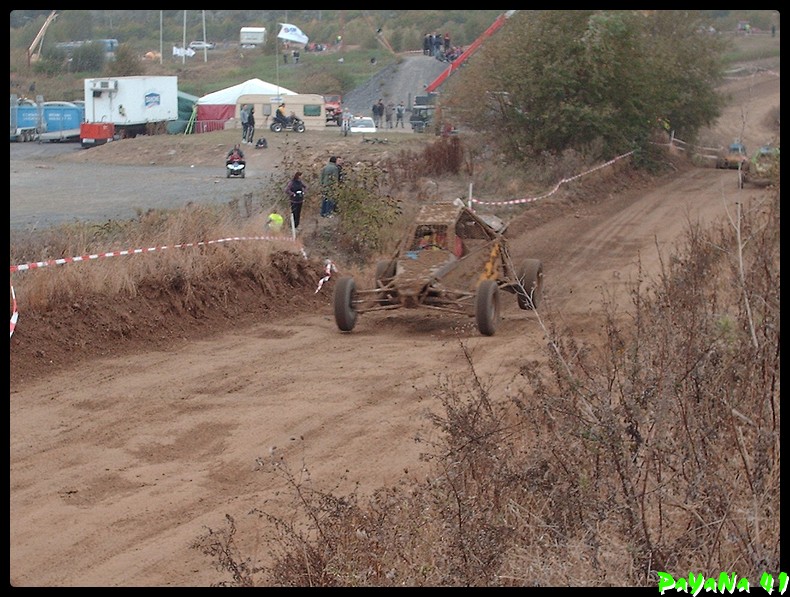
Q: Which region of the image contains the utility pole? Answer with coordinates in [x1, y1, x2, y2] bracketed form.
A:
[339, 11, 345, 51]
[159, 10, 163, 65]
[201, 9, 207, 62]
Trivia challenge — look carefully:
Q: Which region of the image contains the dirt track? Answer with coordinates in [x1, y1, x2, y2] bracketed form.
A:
[9, 67, 779, 586]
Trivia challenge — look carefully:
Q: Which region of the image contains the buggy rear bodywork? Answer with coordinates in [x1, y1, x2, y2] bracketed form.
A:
[333, 201, 544, 336]
[739, 144, 780, 188]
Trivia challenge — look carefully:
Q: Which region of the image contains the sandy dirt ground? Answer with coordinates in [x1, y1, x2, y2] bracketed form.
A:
[9, 66, 779, 586]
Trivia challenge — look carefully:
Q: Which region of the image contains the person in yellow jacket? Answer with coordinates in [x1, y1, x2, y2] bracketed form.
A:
[274, 103, 289, 126]
[267, 212, 284, 232]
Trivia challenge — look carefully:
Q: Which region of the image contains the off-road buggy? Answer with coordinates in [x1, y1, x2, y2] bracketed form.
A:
[333, 201, 544, 336]
[738, 144, 780, 188]
[716, 140, 748, 169]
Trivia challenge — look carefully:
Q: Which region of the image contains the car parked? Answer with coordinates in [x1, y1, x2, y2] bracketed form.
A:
[189, 40, 216, 50]
[349, 116, 377, 134]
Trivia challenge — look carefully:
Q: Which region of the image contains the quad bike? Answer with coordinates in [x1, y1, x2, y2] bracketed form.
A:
[226, 155, 246, 178]
[270, 115, 306, 133]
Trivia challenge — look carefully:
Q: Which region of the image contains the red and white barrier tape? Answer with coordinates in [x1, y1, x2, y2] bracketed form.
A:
[315, 259, 337, 293]
[10, 279, 18, 338]
[471, 151, 634, 207]
[9, 234, 301, 339]
[10, 235, 297, 273]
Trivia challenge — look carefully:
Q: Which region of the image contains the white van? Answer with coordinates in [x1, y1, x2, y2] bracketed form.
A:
[235, 93, 327, 130]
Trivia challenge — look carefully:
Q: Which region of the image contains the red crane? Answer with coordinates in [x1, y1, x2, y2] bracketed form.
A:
[425, 10, 516, 94]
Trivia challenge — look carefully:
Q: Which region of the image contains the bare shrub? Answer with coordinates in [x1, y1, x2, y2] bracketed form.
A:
[509, 190, 780, 583]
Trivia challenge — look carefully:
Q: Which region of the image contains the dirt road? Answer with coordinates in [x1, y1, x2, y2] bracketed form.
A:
[9, 67, 779, 586]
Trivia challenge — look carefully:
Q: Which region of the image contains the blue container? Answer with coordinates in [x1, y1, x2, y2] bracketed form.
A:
[40, 102, 84, 132]
[11, 102, 84, 133]
[12, 105, 40, 129]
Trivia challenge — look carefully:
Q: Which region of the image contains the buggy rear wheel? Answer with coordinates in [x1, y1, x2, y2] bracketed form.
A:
[334, 277, 358, 332]
[516, 259, 543, 310]
[475, 279, 500, 336]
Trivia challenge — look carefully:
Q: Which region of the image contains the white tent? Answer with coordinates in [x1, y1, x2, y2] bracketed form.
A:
[196, 78, 297, 122]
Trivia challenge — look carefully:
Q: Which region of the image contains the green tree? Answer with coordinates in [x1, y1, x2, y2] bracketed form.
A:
[446, 10, 727, 164]
[71, 42, 106, 73]
[106, 43, 143, 76]
[50, 10, 95, 45]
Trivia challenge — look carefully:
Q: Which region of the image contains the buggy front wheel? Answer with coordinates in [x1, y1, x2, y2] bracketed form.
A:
[334, 277, 358, 332]
[475, 279, 500, 336]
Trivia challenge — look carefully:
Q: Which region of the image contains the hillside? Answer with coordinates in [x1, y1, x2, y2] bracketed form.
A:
[342, 53, 448, 116]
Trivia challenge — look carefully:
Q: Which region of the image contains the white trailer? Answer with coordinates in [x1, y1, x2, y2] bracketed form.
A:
[239, 27, 267, 47]
[83, 75, 178, 139]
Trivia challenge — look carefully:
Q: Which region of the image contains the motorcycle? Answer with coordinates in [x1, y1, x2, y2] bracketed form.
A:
[226, 155, 246, 178]
[270, 115, 306, 134]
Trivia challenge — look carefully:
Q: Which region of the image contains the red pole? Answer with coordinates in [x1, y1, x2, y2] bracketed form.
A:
[425, 12, 510, 93]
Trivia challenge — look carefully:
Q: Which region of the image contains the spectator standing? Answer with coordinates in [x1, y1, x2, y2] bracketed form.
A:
[423, 33, 431, 55]
[320, 156, 340, 218]
[443, 32, 451, 54]
[433, 33, 442, 57]
[395, 101, 406, 128]
[385, 101, 395, 129]
[245, 107, 255, 144]
[240, 104, 250, 144]
[284, 171, 307, 229]
[341, 107, 353, 137]
[371, 99, 382, 128]
[376, 99, 385, 127]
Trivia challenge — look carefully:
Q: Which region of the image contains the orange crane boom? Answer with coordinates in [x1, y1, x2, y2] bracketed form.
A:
[425, 10, 516, 94]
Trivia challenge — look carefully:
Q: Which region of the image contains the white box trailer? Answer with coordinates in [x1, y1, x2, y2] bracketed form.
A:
[83, 75, 178, 139]
[240, 27, 267, 46]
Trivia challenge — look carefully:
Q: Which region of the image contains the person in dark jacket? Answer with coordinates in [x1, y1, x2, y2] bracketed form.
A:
[320, 156, 340, 217]
[226, 143, 245, 161]
[285, 171, 307, 229]
[245, 107, 255, 144]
